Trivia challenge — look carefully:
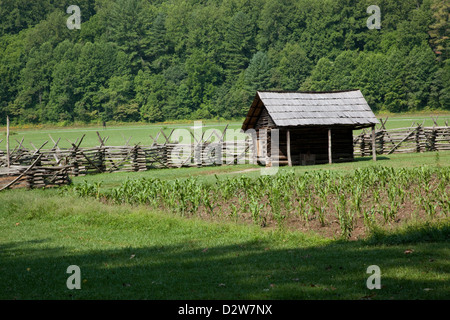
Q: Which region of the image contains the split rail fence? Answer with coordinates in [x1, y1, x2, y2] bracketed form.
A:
[1, 118, 449, 190]
[0, 127, 255, 179]
[354, 117, 450, 156]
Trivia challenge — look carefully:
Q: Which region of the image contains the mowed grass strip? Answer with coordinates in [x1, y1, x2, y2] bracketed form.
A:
[1, 121, 245, 149]
[0, 187, 448, 300]
[2, 113, 450, 149]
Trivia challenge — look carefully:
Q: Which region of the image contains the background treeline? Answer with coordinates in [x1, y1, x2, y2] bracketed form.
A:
[0, 0, 448, 125]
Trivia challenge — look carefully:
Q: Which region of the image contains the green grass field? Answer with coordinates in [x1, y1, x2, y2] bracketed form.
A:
[0, 149, 449, 300]
[2, 112, 450, 149]
[2, 121, 245, 149]
[0, 186, 449, 300]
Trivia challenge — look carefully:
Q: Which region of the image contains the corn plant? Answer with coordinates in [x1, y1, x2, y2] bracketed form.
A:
[248, 194, 265, 226]
[317, 204, 327, 227]
[335, 194, 353, 238]
[362, 209, 376, 230]
[268, 188, 284, 224]
[73, 180, 96, 198]
[65, 164, 449, 237]
[350, 185, 363, 217]
[379, 204, 390, 223]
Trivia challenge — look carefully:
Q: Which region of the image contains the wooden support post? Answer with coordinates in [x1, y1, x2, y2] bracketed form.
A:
[6, 115, 10, 168]
[372, 125, 376, 161]
[287, 129, 292, 167]
[415, 126, 421, 153]
[251, 131, 257, 165]
[328, 128, 332, 164]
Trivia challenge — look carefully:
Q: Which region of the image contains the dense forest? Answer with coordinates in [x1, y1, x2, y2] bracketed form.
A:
[0, 0, 448, 125]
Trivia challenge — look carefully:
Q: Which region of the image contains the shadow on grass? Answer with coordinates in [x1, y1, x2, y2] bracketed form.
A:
[0, 224, 448, 300]
[365, 222, 450, 245]
[354, 156, 390, 163]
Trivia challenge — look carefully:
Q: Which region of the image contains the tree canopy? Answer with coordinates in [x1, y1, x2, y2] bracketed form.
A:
[0, 0, 448, 125]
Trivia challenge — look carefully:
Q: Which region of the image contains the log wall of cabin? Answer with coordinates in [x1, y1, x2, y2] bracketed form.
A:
[252, 106, 355, 166]
[275, 127, 354, 166]
[255, 126, 354, 166]
[254, 107, 275, 165]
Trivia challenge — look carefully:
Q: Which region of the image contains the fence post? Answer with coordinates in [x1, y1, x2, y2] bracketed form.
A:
[378, 130, 385, 155]
[372, 125, 376, 161]
[415, 126, 421, 153]
[6, 116, 10, 168]
[328, 128, 332, 164]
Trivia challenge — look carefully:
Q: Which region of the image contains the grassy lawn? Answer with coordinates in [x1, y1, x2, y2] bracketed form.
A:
[0, 151, 449, 300]
[1, 112, 449, 149]
[0, 188, 448, 300]
[1, 120, 245, 149]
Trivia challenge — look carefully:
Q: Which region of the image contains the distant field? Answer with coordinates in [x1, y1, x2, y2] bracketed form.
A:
[1, 121, 245, 149]
[354, 113, 450, 134]
[1, 113, 449, 149]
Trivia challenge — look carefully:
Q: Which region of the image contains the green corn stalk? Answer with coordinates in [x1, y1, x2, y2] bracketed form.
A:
[335, 194, 353, 239]
[283, 194, 292, 213]
[389, 203, 398, 221]
[269, 188, 284, 224]
[303, 204, 314, 224]
[422, 199, 438, 218]
[93, 181, 102, 199]
[380, 204, 390, 223]
[296, 198, 305, 219]
[317, 205, 326, 227]
[249, 195, 264, 226]
[363, 209, 376, 230]
[372, 188, 380, 204]
[230, 203, 238, 219]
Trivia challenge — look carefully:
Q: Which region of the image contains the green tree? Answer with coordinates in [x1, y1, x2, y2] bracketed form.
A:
[244, 51, 272, 92]
[276, 43, 313, 90]
[0, 32, 26, 122]
[257, 0, 298, 51]
[301, 57, 335, 92]
[144, 12, 170, 70]
[98, 75, 135, 122]
[403, 44, 438, 110]
[222, 11, 255, 79]
[74, 41, 130, 122]
[13, 41, 55, 123]
[134, 70, 165, 123]
[104, 0, 154, 72]
[396, 4, 433, 50]
[428, 0, 450, 62]
[383, 47, 408, 112]
[215, 71, 252, 118]
[185, 49, 223, 112]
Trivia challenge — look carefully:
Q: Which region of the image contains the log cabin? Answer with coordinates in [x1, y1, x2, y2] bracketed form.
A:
[242, 90, 379, 166]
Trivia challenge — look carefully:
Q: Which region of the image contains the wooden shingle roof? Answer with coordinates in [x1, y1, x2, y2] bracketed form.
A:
[242, 90, 379, 131]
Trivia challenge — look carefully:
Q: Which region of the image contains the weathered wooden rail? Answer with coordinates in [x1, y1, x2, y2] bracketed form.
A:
[0, 127, 255, 181]
[1, 118, 449, 190]
[354, 117, 450, 156]
[0, 161, 71, 191]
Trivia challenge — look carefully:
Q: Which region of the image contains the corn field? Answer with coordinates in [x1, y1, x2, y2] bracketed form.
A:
[68, 166, 450, 239]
